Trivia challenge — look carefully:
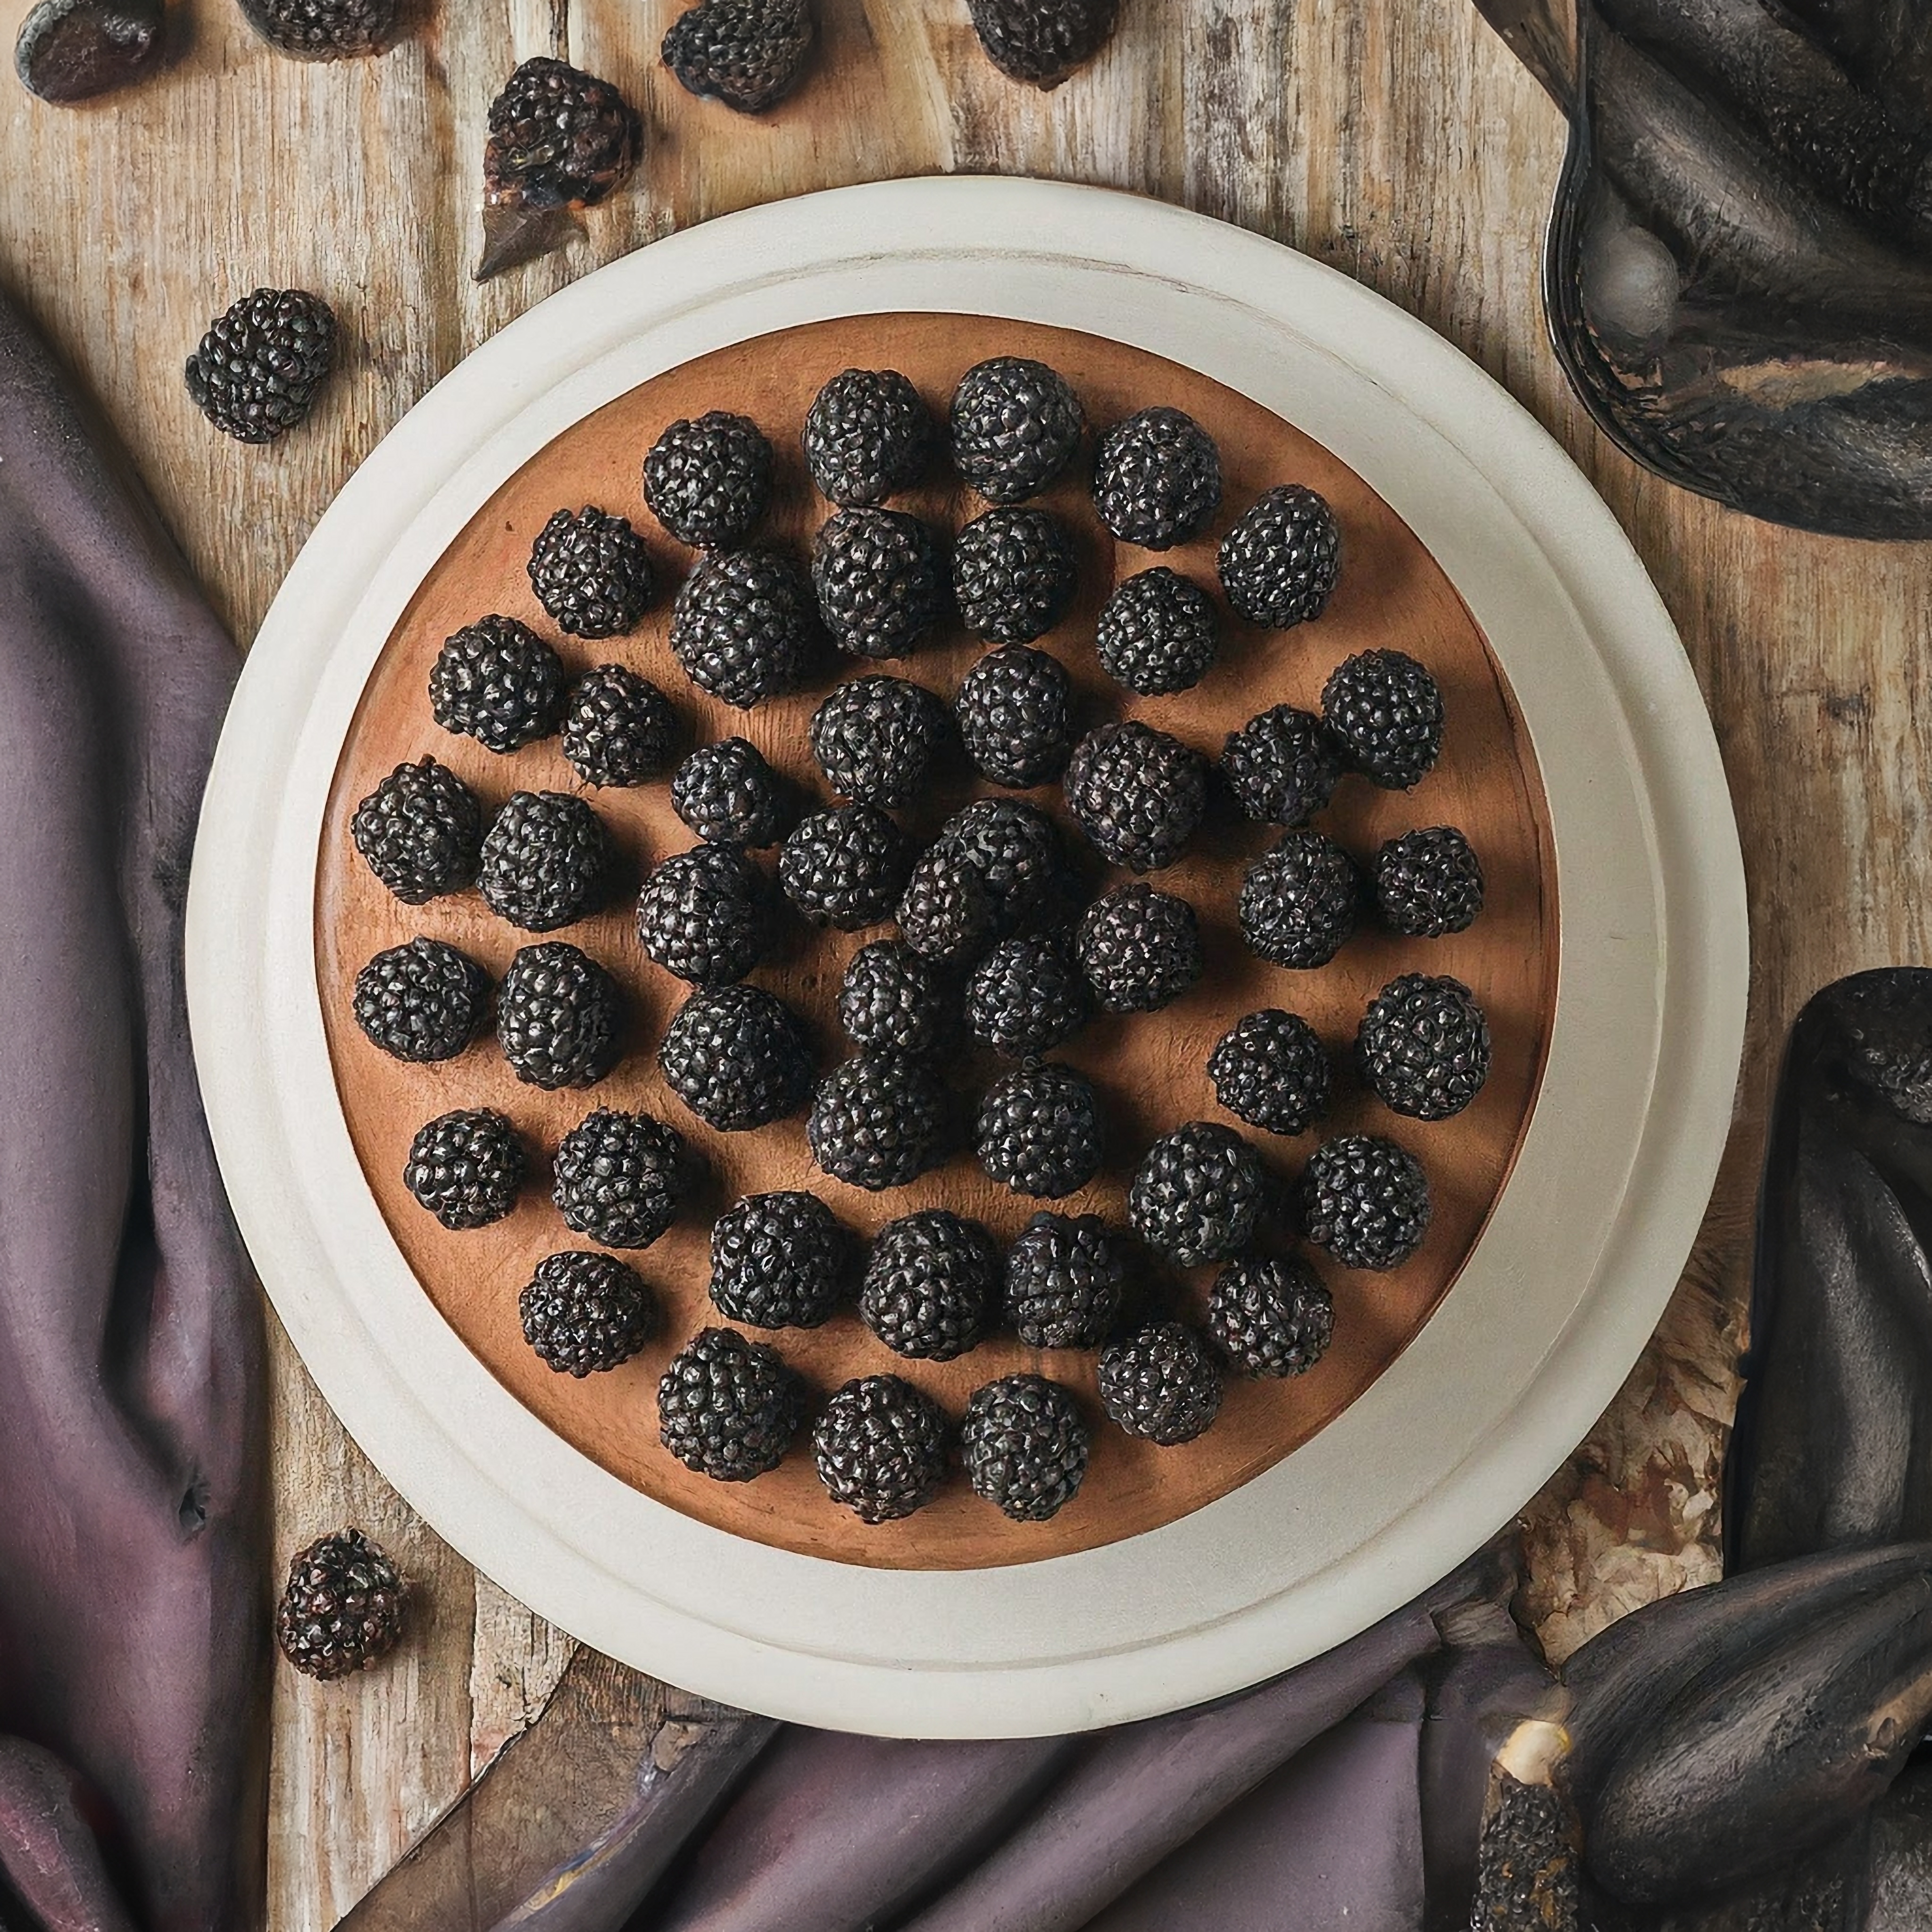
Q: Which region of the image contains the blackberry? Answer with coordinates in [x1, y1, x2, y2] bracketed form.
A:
[670, 547, 817, 708]
[1208, 1009, 1331, 1135]
[483, 57, 640, 210]
[1239, 830, 1359, 969]
[952, 507, 1077, 643]
[1321, 649, 1444, 790]
[976, 1062, 1102, 1199]
[1092, 406, 1222, 549]
[636, 844, 772, 986]
[658, 1328, 804, 1482]
[966, 0, 1118, 87]
[860, 1210, 999, 1361]
[802, 367, 931, 505]
[812, 508, 947, 660]
[778, 804, 912, 931]
[497, 941, 623, 1089]
[1004, 1210, 1124, 1348]
[552, 1107, 691, 1249]
[840, 939, 956, 1055]
[809, 675, 947, 807]
[961, 1376, 1090, 1521]
[350, 756, 482, 904]
[1127, 1121, 1264, 1266]
[1222, 705, 1344, 828]
[936, 797, 1066, 938]
[965, 936, 1087, 1058]
[1357, 974, 1492, 1122]
[813, 1375, 949, 1523]
[183, 287, 335, 443]
[1074, 883, 1201, 1014]
[950, 355, 1084, 501]
[1094, 568, 1217, 696]
[808, 1050, 948, 1191]
[954, 644, 1072, 788]
[519, 1250, 654, 1375]
[671, 738, 789, 847]
[659, 984, 816, 1131]
[710, 1191, 857, 1328]
[275, 1530, 405, 1680]
[1064, 720, 1208, 873]
[526, 506, 654, 637]
[238, 0, 395, 57]
[1299, 1133, 1431, 1271]
[429, 614, 566, 753]
[402, 1109, 523, 1230]
[1217, 484, 1342, 628]
[1097, 1323, 1223, 1445]
[478, 791, 609, 931]
[1374, 826, 1484, 938]
[895, 846, 998, 965]
[661, 0, 814, 114]
[644, 411, 773, 550]
[561, 666, 677, 787]
[352, 938, 490, 1063]
[1207, 1254, 1333, 1378]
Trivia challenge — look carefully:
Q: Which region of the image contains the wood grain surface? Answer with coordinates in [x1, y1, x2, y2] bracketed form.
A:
[0, 0, 1898, 1924]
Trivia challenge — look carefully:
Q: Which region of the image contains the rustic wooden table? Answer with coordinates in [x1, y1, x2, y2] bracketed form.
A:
[0, 0, 1911, 1923]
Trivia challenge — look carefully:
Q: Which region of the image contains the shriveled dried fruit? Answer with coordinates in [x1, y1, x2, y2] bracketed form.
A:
[662, 0, 815, 115]
[16, 0, 164, 102]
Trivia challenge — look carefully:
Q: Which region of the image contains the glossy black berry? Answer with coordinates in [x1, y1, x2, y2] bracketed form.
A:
[643, 410, 774, 550]
[812, 508, 948, 660]
[670, 546, 820, 707]
[1097, 1323, 1223, 1445]
[1217, 484, 1342, 628]
[661, 0, 815, 114]
[813, 1375, 949, 1522]
[275, 1530, 405, 1680]
[353, 938, 490, 1063]
[860, 1209, 999, 1361]
[478, 791, 610, 931]
[1239, 830, 1359, 969]
[952, 507, 1077, 643]
[527, 506, 654, 637]
[1095, 568, 1217, 696]
[519, 1250, 654, 1375]
[658, 1328, 804, 1482]
[1004, 1211, 1124, 1348]
[562, 666, 677, 787]
[671, 738, 789, 847]
[1128, 1121, 1264, 1266]
[710, 1191, 858, 1329]
[966, 935, 1087, 1058]
[552, 1107, 691, 1249]
[1222, 705, 1344, 827]
[961, 1375, 1090, 1521]
[184, 287, 336, 442]
[809, 675, 948, 808]
[932, 797, 1066, 940]
[977, 1061, 1102, 1199]
[840, 938, 956, 1056]
[895, 846, 999, 965]
[240, 0, 395, 58]
[1374, 826, 1485, 938]
[1357, 974, 1492, 1122]
[1208, 1009, 1331, 1136]
[1092, 406, 1222, 548]
[954, 643, 1073, 788]
[497, 941, 624, 1089]
[779, 804, 913, 931]
[659, 984, 816, 1131]
[1064, 720, 1208, 873]
[808, 1050, 949, 1191]
[1322, 649, 1444, 790]
[1074, 883, 1201, 1014]
[1299, 1133, 1431, 1271]
[950, 355, 1084, 500]
[429, 615, 566, 753]
[802, 367, 931, 505]
[636, 843, 773, 987]
[350, 757, 482, 905]
[1207, 1254, 1333, 1378]
[402, 1109, 523, 1230]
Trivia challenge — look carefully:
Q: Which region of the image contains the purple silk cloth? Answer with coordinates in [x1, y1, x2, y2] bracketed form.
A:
[0, 287, 264, 1931]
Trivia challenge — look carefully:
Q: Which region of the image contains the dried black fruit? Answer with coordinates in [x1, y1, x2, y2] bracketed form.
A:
[636, 843, 773, 987]
[184, 288, 336, 443]
[527, 507, 655, 638]
[483, 56, 640, 209]
[1221, 705, 1344, 828]
[803, 367, 931, 505]
[840, 938, 956, 1056]
[239, 0, 394, 58]
[813, 507, 948, 660]
[645, 411, 774, 550]
[1005, 1211, 1124, 1349]
[552, 1107, 690, 1249]
[670, 547, 818, 708]
[966, 0, 1119, 88]
[16, 0, 163, 102]
[1298, 1133, 1430, 1271]
[350, 756, 482, 904]
[1097, 1322, 1223, 1445]
[1322, 648, 1444, 790]
[1217, 484, 1342, 628]
[1374, 825, 1485, 938]
[954, 643, 1072, 788]
[672, 738, 789, 847]
[860, 1209, 999, 1361]
[779, 804, 912, 931]
[961, 1375, 1090, 1521]
[353, 938, 490, 1064]
[1074, 883, 1201, 1014]
[952, 506, 1077, 643]
[1094, 568, 1217, 696]
[813, 1374, 949, 1522]
[478, 791, 609, 932]
[662, 0, 814, 115]
[429, 615, 566, 753]
[809, 675, 948, 807]
[1092, 405, 1222, 548]
[519, 1250, 654, 1375]
[1357, 973, 1492, 1122]
[658, 1327, 804, 1481]
[966, 935, 1088, 1058]
[950, 356, 1084, 502]
[402, 1108, 523, 1230]
[895, 845, 998, 965]
[808, 1050, 948, 1191]
[710, 1191, 857, 1329]
[977, 1061, 1102, 1199]
[561, 665, 677, 787]
[1206, 1254, 1332, 1378]
[497, 941, 623, 1090]
[1239, 830, 1359, 969]
[934, 796, 1066, 939]
[659, 983, 816, 1131]
[1064, 720, 1208, 873]
[275, 1529, 405, 1679]
[1128, 1122, 1265, 1266]
[1208, 1008, 1331, 1136]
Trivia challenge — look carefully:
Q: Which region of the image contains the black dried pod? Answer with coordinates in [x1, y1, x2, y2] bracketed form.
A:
[184, 288, 336, 444]
[16, 0, 165, 102]
[1127, 1121, 1265, 1266]
[561, 665, 678, 788]
[670, 547, 818, 708]
[483, 56, 641, 210]
[519, 1250, 654, 1376]
[1217, 484, 1342, 628]
[662, 0, 815, 115]
[1221, 705, 1344, 828]
[645, 410, 774, 551]
[1097, 1322, 1223, 1446]
[954, 643, 1073, 788]
[478, 791, 610, 932]
[803, 367, 931, 506]
[813, 507, 948, 660]
[672, 738, 790, 847]
[429, 615, 566, 754]
[659, 983, 816, 1132]
[239, 0, 395, 58]
[1063, 720, 1208, 874]
[950, 356, 1085, 502]
[1092, 406, 1222, 549]
[497, 941, 623, 1090]
[952, 506, 1078, 644]
[961, 1375, 1090, 1522]
[813, 1374, 949, 1522]
[527, 507, 655, 638]
[1239, 830, 1360, 970]
[353, 938, 490, 1064]
[350, 756, 482, 905]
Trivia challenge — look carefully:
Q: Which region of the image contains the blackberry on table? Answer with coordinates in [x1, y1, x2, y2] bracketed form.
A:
[402, 1109, 523, 1230]
[1095, 568, 1217, 696]
[240, 0, 395, 58]
[658, 1327, 804, 1482]
[1208, 1254, 1333, 1379]
[813, 1374, 949, 1523]
[1092, 406, 1222, 549]
[895, 845, 998, 965]
[1222, 705, 1344, 828]
[519, 1250, 654, 1375]
[1299, 1133, 1431, 1271]
[933, 797, 1066, 940]
[860, 1209, 999, 1361]
[779, 804, 912, 931]
[275, 1530, 405, 1680]
[1357, 974, 1492, 1122]
[1322, 649, 1444, 790]
[803, 367, 931, 505]
[809, 675, 947, 808]
[661, 0, 814, 114]
[966, 0, 1119, 87]
[950, 355, 1084, 501]
[710, 1191, 858, 1329]
[353, 938, 490, 1063]
[1374, 826, 1485, 938]
[954, 644, 1072, 788]
[1097, 1322, 1223, 1445]
[527, 506, 654, 637]
[1005, 1211, 1124, 1348]
[952, 507, 1077, 643]
[808, 1050, 949, 1191]
[670, 547, 819, 707]
[483, 57, 640, 210]
[1208, 1009, 1331, 1136]
[659, 984, 815, 1131]
[840, 938, 956, 1056]
[1128, 1121, 1265, 1266]
[812, 508, 948, 661]
[1064, 720, 1208, 873]
[1217, 484, 1342, 628]
[498, 941, 623, 1089]
[1239, 830, 1359, 969]
[961, 1375, 1090, 1522]
[562, 665, 677, 787]
[184, 287, 336, 442]
[1074, 883, 1201, 1014]
[643, 410, 774, 550]
[552, 1107, 691, 1249]
[429, 614, 565, 753]
[636, 843, 772, 987]
[671, 737, 789, 847]
[350, 756, 482, 904]
[966, 935, 1087, 1058]
[977, 1061, 1102, 1199]
[478, 791, 609, 931]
